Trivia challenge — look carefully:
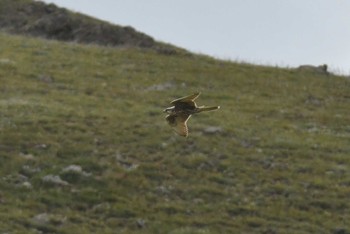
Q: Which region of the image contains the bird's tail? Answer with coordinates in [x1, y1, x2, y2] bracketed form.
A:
[198, 106, 220, 112]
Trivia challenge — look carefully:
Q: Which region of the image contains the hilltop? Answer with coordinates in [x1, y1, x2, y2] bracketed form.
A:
[0, 0, 180, 53]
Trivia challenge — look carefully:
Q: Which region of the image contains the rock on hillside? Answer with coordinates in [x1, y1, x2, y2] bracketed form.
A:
[0, 0, 175, 51]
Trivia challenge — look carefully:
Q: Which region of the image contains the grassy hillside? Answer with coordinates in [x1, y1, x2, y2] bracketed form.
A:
[0, 32, 349, 233]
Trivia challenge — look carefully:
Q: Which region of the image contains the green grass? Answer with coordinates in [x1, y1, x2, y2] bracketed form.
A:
[0, 32, 350, 233]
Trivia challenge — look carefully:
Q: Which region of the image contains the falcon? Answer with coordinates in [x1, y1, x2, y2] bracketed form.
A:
[164, 92, 220, 137]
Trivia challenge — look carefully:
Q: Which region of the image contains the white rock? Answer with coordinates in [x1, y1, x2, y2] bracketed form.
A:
[146, 82, 175, 91]
[21, 181, 33, 189]
[203, 126, 223, 134]
[19, 153, 35, 160]
[32, 213, 50, 225]
[62, 165, 83, 173]
[42, 175, 69, 186]
[62, 165, 91, 176]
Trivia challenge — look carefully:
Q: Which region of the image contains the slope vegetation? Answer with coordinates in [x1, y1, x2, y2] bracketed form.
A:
[0, 32, 350, 233]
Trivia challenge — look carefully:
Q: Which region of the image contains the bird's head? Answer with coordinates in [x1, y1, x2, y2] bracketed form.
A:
[163, 106, 175, 114]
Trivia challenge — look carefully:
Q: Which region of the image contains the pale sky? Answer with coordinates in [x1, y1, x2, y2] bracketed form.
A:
[41, 0, 350, 75]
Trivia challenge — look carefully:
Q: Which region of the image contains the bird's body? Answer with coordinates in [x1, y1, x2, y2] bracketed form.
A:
[164, 92, 220, 137]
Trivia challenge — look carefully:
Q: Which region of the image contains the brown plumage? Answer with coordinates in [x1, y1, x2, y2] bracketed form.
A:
[164, 92, 220, 137]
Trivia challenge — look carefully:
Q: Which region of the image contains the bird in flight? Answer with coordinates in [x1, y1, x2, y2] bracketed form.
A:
[164, 92, 220, 137]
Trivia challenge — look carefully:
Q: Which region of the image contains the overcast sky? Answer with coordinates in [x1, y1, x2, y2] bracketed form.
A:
[41, 0, 350, 75]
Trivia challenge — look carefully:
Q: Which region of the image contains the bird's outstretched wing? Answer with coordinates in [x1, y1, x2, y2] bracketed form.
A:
[166, 113, 191, 137]
[171, 92, 200, 104]
[170, 92, 200, 109]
